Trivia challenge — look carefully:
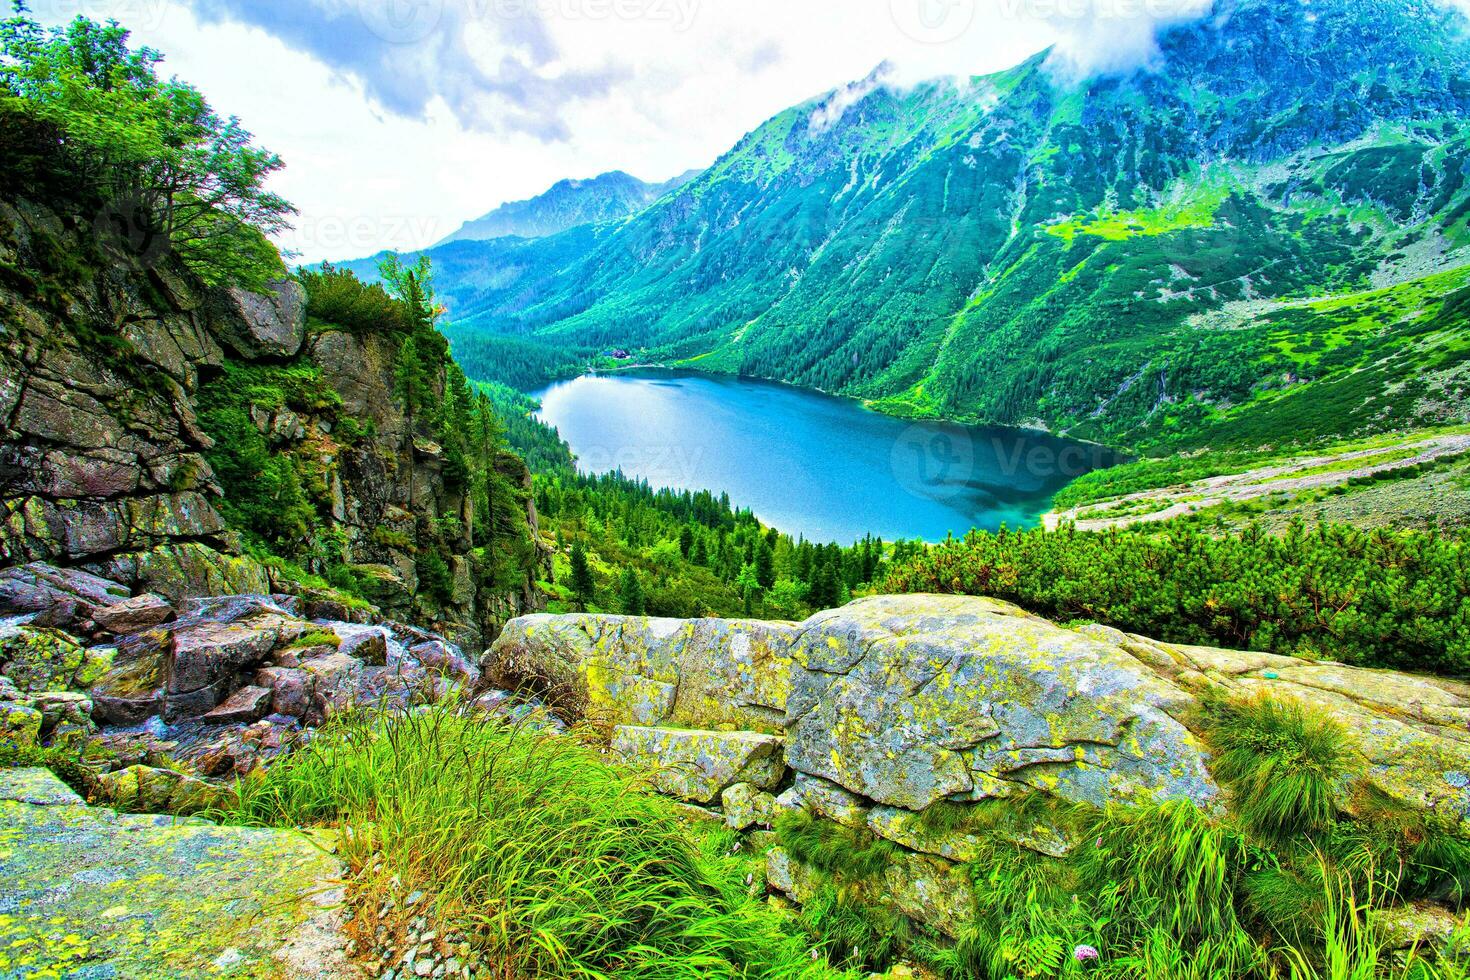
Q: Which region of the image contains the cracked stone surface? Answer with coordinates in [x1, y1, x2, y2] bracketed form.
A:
[494, 594, 1470, 823]
[0, 768, 359, 979]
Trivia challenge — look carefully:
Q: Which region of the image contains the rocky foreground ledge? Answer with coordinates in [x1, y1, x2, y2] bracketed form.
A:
[8, 580, 1470, 970]
[487, 593, 1470, 936]
[0, 560, 484, 806]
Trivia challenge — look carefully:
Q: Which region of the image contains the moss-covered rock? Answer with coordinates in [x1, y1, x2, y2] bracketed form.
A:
[95, 764, 225, 814]
[1, 701, 42, 747]
[0, 768, 355, 978]
[610, 726, 786, 803]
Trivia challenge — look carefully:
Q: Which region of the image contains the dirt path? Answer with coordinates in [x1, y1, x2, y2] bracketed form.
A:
[1045, 434, 1470, 532]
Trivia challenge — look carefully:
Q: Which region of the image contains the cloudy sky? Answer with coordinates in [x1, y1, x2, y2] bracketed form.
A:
[23, 0, 1212, 263]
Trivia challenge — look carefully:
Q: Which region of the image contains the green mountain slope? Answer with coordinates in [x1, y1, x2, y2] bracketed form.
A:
[399, 0, 1470, 452]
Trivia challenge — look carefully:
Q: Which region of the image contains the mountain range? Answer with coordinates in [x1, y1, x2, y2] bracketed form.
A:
[348, 0, 1470, 453]
[435, 169, 701, 246]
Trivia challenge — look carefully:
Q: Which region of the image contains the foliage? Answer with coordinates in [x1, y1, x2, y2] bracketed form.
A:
[884, 521, 1470, 675]
[298, 263, 410, 336]
[218, 704, 841, 979]
[482, 382, 908, 620]
[1202, 692, 1360, 842]
[0, 7, 293, 286]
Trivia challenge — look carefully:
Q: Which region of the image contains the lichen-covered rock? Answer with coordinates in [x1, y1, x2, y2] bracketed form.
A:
[882, 851, 976, 940]
[1073, 623, 1470, 822]
[93, 592, 175, 635]
[495, 596, 1470, 830]
[0, 768, 356, 977]
[766, 846, 820, 903]
[785, 595, 1217, 812]
[611, 726, 786, 803]
[722, 782, 778, 830]
[867, 806, 985, 863]
[791, 773, 871, 828]
[0, 625, 87, 692]
[485, 614, 801, 732]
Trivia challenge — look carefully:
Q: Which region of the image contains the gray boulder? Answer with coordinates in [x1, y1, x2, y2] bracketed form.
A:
[206, 279, 307, 358]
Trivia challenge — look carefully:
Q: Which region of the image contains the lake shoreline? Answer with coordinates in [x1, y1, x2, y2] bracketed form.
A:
[531, 370, 1121, 543]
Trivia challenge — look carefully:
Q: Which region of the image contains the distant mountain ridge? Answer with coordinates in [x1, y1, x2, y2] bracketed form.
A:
[410, 0, 1470, 453]
[437, 169, 701, 245]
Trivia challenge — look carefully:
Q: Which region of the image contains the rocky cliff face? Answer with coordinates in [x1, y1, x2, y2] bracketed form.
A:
[487, 594, 1470, 937]
[0, 197, 542, 648]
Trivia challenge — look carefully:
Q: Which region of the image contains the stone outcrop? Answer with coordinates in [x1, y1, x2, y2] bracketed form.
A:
[0, 767, 357, 978]
[0, 197, 543, 650]
[610, 726, 785, 803]
[488, 593, 1470, 936]
[484, 614, 801, 732]
[0, 562, 485, 787]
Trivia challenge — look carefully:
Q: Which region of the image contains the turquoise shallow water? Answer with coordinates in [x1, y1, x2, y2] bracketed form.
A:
[533, 370, 1117, 544]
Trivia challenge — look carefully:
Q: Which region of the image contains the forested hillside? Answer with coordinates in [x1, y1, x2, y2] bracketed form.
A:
[0, 13, 543, 647]
[386, 0, 1470, 454]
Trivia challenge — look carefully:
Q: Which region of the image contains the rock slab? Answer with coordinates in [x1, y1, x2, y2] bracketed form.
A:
[0, 768, 359, 979]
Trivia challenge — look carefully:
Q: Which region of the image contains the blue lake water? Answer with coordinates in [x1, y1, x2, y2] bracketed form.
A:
[533, 370, 1116, 544]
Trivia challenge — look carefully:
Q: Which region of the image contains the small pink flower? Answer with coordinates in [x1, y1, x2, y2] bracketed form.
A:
[1074, 945, 1100, 963]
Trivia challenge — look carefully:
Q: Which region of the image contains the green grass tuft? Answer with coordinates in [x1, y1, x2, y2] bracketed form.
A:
[1202, 692, 1359, 842]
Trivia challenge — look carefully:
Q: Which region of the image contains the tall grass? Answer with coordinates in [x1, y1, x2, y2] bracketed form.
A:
[1202, 692, 1358, 842]
[220, 704, 842, 979]
[1279, 865, 1464, 980]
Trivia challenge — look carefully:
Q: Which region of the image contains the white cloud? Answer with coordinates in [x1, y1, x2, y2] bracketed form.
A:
[1041, 0, 1216, 82]
[20, 0, 1180, 263]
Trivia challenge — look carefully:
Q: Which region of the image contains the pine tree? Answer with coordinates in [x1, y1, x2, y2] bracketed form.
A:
[569, 541, 595, 611]
[756, 539, 775, 589]
[735, 562, 762, 616]
[618, 566, 647, 616]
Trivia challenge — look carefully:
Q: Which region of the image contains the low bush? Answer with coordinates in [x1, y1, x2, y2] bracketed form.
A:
[884, 521, 1470, 675]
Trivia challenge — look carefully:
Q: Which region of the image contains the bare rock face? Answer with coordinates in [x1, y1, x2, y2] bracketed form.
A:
[93, 593, 174, 635]
[206, 279, 308, 359]
[0, 198, 544, 642]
